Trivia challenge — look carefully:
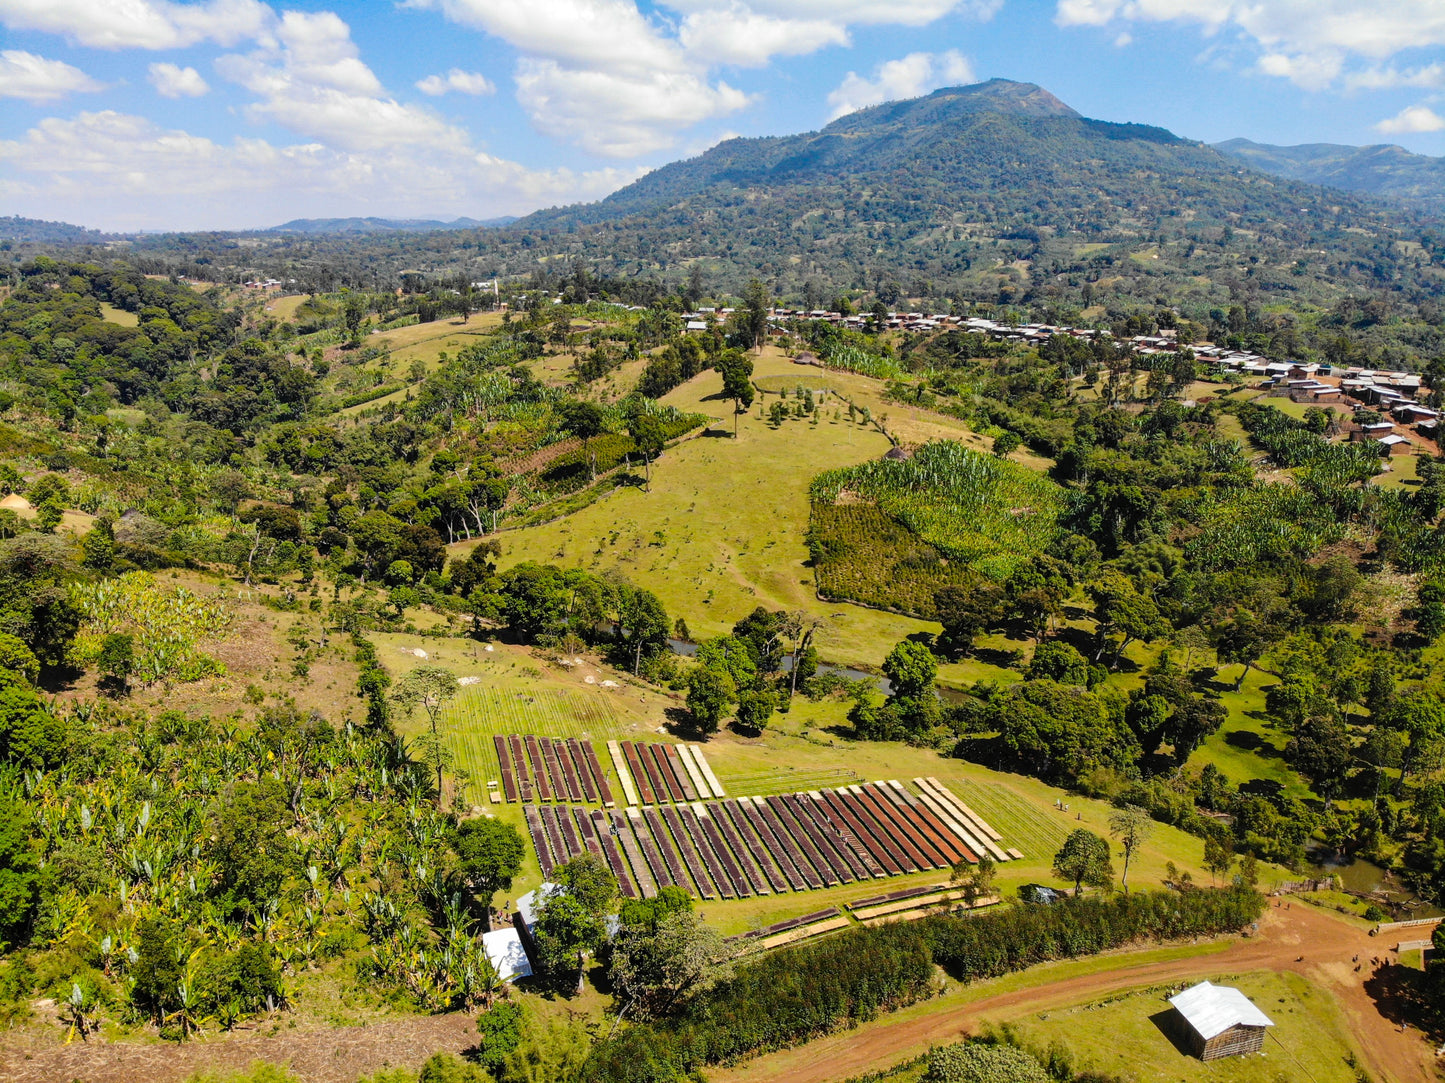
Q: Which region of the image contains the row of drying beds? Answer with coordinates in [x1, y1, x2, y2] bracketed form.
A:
[521, 777, 1020, 901]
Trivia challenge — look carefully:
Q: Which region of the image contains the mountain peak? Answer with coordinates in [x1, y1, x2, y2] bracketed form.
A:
[824, 78, 1079, 133]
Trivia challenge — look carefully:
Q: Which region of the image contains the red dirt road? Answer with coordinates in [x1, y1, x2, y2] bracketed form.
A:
[715, 903, 1439, 1083]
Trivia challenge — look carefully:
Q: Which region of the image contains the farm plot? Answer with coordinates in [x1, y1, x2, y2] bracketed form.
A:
[943, 778, 1069, 859]
[718, 767, 859, 797]
[442, 688, 630, 798]
[809, 440, 1065, 616]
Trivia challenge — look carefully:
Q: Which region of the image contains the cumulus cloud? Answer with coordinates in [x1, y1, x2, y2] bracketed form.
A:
[0, 109, 636, 230]
[413, 0, 998, 154]
[1347, 64, 1445, 91]
[516, 59, 751, 156]
[416, 69, 495, 95]
[678, 4, 849, 67]
[0, 0, 274, 50]
[216, 10, 466, 151]
[827, 49, 973, 119]
[1055, 0, 1445, 90]
[149, 62, 210, 98]
[668, 0, 999, 27]
[0, 49, 103, 102]
[1376, 104, 1445, 135]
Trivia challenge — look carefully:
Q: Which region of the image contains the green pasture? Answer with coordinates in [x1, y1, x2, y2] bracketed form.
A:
[99, 302, 138, 327]
[1005, 971, 1363, 1083]
[484, 353, 941, 668]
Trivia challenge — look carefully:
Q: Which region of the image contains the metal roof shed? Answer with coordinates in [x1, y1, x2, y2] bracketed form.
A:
[1168, 981, 1274, 1061]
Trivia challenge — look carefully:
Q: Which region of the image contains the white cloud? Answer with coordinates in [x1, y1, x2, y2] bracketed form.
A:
[413, 0, 997, 154]
[1346, 63, 1445, 91]
[678, 5, 849, 67]
[516, 59, 751, 156]
[1256, 50, 1340, 92]
[1113, 31, 1132, 47]
[410, 0, 684, 76]
[826, 49, 973, 119]
[0, 49, 102, 102]
[1376, 104, 1445, 135]
[216, 10, 465, 151]
[1054, 0, 1445, 90]
[0, 109, 635, 230]
[0, 0, 274, 50]
[417, 69, 496, 95]
[148, 62, 210, 98]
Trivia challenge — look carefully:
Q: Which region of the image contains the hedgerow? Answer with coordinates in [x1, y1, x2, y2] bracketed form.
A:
[581, 888, 1261, 1083]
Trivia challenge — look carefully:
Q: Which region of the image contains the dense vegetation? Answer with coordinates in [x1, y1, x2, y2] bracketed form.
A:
[581, 887, 1260, 1082]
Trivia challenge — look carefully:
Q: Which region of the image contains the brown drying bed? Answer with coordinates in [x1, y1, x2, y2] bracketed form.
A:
[730, 907, 843, 942]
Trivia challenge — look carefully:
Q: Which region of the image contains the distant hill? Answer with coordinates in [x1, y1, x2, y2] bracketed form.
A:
[268, 216, 517, 234]
[117, 79, 1443, 314]
[0, 216, 109, 243]
[1216, 138, 1445, 215]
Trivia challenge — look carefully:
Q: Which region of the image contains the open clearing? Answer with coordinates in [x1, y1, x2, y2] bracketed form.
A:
[487, 351, 957, 668]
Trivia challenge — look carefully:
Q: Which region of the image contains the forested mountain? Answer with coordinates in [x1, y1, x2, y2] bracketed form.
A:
[1217, 138, 1445, 215]
[0, 216, 110, 244]
[268, 216, 515, 234]
[9, 79, 1445, 370]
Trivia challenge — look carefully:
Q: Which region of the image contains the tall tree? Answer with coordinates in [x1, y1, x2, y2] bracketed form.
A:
[628, 413, 666, 491]
[534, 854, 618, 994]
[1108, 804, 1153, 893]
[1052, 828, 1114, 896]
[741, 278, 769, 351]
[389, 666, 460, 807]
[559, 400, 606, 482]
[718, 353, 755, 436]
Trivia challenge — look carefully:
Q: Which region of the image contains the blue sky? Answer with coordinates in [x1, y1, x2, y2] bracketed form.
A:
[3, 0, 1445, 231]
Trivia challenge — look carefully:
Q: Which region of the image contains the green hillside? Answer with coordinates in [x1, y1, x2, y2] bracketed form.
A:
[1217, 137, 1445, 214]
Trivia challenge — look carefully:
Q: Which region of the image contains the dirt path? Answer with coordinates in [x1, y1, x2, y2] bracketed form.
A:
[0, 1011, 476, 1083]
[715, 904, 1438, 1083]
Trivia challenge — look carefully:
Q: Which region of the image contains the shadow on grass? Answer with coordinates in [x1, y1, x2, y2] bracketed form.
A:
[1147, 1008, 1194, 1059]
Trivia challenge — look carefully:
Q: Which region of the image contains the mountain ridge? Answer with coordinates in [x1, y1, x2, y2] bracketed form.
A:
[1215, 137, 1445, 214]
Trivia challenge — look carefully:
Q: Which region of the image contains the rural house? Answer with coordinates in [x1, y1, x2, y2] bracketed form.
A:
[1167, 981, 1274, 1061]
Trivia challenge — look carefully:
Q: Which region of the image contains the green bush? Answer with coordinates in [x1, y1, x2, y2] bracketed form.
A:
[924, 1042, 1050, 1083]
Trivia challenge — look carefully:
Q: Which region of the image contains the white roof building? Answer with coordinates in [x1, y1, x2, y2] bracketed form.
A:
[1169, 981, 1274, 1042]
[482, 927, 533, 981]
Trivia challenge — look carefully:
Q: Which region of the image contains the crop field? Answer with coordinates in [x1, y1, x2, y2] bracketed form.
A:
[941, 778, 1071, 860]
[812, 440, 1064, 582]
[442, 686, 632, 790]
[810, 501, 978, 617]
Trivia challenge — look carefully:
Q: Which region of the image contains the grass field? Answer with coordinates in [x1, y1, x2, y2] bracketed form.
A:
[481, 351, 940, 668]
[99, 302, 138, 326]
[1004, 971, 1362, 1083]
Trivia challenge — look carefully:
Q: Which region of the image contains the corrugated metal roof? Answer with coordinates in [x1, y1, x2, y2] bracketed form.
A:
[1169, 981, 1274, 1040]
[482, 928, 532, 981]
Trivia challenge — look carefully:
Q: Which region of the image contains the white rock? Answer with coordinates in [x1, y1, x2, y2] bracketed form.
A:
[583, 675, 596, 684]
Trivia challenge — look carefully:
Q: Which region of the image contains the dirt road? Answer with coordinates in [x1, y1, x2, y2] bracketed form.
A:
[714, 903, 1438, 1083]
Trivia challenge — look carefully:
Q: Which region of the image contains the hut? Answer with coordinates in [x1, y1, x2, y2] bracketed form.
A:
[1167, 981, 1274, 1061]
